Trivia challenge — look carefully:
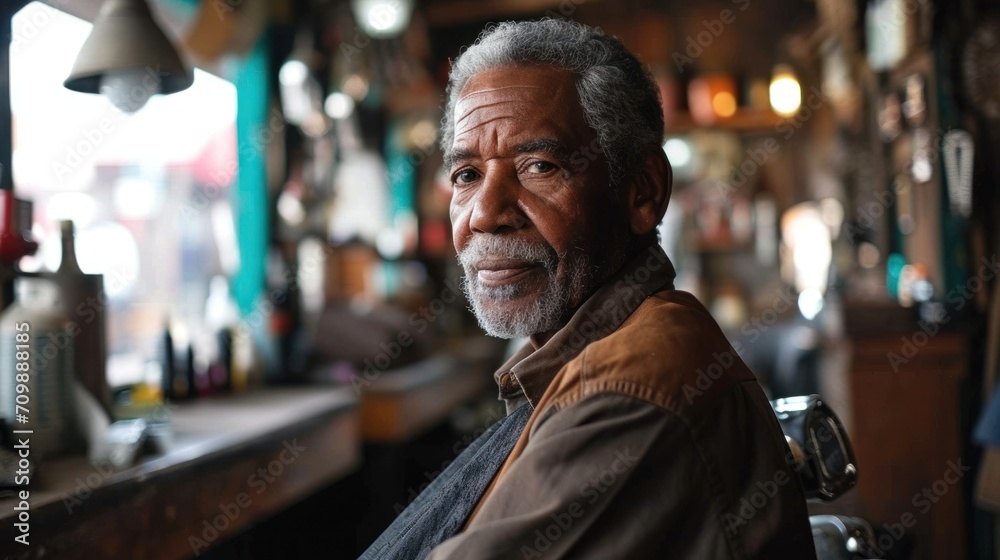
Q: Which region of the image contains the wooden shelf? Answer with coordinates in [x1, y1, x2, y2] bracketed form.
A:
[665, 109, 786, 135]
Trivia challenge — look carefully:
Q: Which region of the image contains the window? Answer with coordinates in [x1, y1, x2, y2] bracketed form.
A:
[11, 2, 238, 387]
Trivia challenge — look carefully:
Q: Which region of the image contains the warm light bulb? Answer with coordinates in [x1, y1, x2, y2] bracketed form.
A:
[769, 65, 801, 116]
[100, 68, 159, 113]
[712, 91, 737, 118]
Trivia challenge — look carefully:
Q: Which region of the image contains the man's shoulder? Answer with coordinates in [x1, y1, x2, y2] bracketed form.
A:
[553, 289, 757, 417]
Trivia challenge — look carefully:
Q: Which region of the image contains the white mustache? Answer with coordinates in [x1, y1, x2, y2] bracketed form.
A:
[457, 236, 556, 271]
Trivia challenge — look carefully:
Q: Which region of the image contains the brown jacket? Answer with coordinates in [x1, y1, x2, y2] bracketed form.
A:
[428, 244, 817, 559]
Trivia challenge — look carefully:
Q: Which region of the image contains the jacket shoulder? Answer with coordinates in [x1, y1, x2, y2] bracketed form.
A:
[552, 290, 756, 417]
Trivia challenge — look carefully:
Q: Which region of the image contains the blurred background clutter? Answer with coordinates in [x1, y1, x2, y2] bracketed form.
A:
[0, 0, 998, 558]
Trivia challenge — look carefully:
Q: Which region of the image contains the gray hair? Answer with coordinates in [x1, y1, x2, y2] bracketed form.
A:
[441, 19, 664, 187]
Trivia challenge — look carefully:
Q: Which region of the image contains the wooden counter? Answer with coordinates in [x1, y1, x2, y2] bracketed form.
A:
[0, 386, 360, 560]
[360, 355, 490, 443]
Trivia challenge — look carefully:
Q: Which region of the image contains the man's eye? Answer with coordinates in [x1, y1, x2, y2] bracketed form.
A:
[454, 169, 479, 184]
[528, 161, 557, 173]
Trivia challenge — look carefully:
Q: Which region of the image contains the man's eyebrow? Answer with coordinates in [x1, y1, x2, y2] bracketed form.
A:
[514, 138, 572, 162]
[445, 148, 477, 170]
[444, 139, 572, 169]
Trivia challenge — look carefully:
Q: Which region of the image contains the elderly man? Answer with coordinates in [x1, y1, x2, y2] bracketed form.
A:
[361, 19, 816, 560]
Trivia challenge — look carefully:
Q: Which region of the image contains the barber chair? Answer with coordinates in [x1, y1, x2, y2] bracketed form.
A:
[770, 395, 885, 560]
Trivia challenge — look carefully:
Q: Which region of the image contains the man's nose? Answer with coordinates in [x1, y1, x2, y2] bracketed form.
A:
[468, 170, 527, 234]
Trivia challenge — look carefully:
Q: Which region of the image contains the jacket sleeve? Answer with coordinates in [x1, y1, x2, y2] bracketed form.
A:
[425, 392, 744, 560]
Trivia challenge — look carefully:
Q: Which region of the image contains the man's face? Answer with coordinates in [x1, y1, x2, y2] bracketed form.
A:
[449, 65, 628, 340]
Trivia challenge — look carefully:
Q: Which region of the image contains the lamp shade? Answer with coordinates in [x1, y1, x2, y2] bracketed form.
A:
[64, 0, 192, 98]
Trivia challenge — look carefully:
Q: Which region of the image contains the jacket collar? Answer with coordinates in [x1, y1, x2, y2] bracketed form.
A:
[492, 244, 676, 413]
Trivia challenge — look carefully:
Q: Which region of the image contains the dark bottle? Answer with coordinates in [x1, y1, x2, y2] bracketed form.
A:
[160, 324, 175, 400]
[55, 220, 112, 421]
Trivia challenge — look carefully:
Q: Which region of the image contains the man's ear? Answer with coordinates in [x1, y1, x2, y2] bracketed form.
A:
[622, 147, 672, 237]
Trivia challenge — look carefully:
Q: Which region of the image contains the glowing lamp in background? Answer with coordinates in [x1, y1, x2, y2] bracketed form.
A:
[324, 92, 356, 120]
[688, 74, 738, 125]
[351, 0, 414, 39]
[769, 65, 801, 116]
[712, 91, 737, 118]
[64, 0, 192, 113]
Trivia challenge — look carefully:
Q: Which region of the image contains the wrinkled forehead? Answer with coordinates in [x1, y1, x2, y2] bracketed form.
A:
[453, 83, 545, 136]
[450, 65, 592, 150]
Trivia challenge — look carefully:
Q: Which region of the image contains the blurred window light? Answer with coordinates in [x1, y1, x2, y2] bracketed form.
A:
[46, 191, 99, 226]
[11, 1, 238, 365]
[44, 221, 141, 298]
[113, 176, 160, 219]
[770, 65, 802, 116]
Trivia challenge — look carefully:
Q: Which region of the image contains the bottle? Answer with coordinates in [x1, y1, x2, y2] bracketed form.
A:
[54, 220, 112, 420]
[0, 277, 83, 457]
[159, 321, 175, 400]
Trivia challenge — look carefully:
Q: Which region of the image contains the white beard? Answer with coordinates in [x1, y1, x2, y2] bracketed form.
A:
[458, 235, 593, 339]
